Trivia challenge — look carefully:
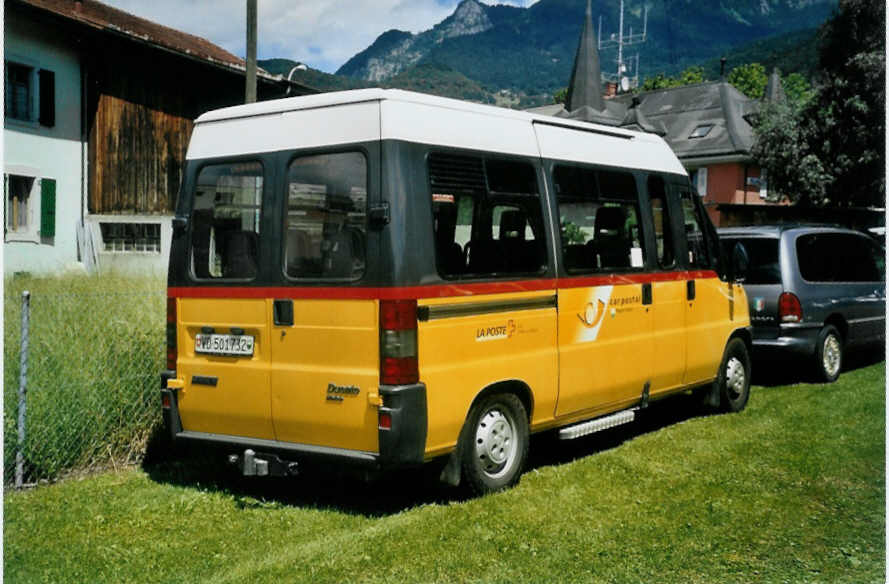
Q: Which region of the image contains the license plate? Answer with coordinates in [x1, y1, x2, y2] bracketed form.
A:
[194, 333, 254, 357]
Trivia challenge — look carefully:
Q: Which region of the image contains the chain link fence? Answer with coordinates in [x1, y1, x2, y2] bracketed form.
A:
[4, 275, 165, 486]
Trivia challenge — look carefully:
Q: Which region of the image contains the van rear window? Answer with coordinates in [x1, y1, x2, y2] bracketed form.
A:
[190, 162, 263, 280]
[720, 237, 780, 285]
[284, 152, 367, 280]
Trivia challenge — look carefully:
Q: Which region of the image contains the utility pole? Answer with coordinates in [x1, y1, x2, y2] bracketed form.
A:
[246, 0, 257, 103]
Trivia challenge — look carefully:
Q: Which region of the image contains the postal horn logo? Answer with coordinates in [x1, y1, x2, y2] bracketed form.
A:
[578, 299, 606, 328]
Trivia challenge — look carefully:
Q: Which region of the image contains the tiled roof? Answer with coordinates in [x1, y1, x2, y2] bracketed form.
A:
[15, 0, 279, 81]
[613, 81, 758, 160]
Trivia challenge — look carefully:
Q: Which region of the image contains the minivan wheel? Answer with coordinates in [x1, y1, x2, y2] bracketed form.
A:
[717, 338, 751, 413]
[815, 325, 843, 383]
[460, 393, 529, 495]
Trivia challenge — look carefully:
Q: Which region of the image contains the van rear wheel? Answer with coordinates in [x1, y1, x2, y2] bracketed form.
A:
[815, 325, 843, 383]
[460, 393, 529, 495]
[717, 338, 751, 413]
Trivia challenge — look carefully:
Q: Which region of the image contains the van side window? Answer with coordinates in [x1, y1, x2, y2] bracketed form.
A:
[647, 176, 675, 269]
[554, 165, 645, 273]
[284, 152, 367, 280]
[190, 161, 263, 280]
[429, 152, 546, 278]
[679, 189, 712, 269]
[797, 233, 883, 282]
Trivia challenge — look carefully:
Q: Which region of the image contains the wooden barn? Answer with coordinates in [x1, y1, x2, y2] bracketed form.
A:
[5, 0, 314, 274]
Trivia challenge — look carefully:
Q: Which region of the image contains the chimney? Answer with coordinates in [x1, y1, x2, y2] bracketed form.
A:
[604, 82, 618, 98]
[720, 57, 727, 79]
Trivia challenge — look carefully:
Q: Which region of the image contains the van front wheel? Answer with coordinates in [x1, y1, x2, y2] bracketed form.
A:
[717, 338, 751, 413]
[460, 393, 529, 495]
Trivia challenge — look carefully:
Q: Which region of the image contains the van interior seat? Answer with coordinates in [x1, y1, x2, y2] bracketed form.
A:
[222, 230, 258, 278]
[564, 243, 596, 271]
[285, 228, 312, 275]
[322, 227, 355, 278]
[593, 206, 631, 269]
[466, 239, 504, 274]
[434, 203, 465, 275]
[499, 209, 540, 273]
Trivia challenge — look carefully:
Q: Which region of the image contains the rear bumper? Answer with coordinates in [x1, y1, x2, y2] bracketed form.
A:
[752, 323, 821, 360]
[159, 372, 427, 470]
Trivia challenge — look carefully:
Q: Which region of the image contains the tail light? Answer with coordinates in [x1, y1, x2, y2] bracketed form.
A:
[379, 299, 418, 385]
[778, 292, 802, 323]
[166, 297, 177, 370]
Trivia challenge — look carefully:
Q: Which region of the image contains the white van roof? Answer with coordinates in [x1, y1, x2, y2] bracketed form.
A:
[187, 89, 686, 176]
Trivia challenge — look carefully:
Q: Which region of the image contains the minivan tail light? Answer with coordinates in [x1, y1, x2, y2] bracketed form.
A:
[778, 292, 802, 323]
[380, 300, 418, 385]
[166, 297, 177, 370]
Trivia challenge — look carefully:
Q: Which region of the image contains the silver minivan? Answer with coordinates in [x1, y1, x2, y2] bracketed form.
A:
[719, 225, 885, 382]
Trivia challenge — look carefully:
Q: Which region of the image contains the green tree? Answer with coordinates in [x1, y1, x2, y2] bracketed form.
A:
[640, 66, 706, 92]
[553, 87, 568, 104]
[781, 72, 813, 104]
[727, 63, 768, 98]
[676, 66, 705, 86]
[753, 0, 885, 207]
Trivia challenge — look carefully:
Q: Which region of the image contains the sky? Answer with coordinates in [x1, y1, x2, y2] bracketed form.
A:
[101, 0, 540, 74]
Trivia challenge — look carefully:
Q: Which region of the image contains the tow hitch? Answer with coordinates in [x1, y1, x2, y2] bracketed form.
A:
[228, 449, 299, 477]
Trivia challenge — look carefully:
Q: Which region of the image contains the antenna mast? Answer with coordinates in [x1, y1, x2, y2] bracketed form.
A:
[598, 0, 647, 93]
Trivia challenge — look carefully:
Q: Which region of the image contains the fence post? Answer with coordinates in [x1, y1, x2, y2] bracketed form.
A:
[16, 290, 30, 489]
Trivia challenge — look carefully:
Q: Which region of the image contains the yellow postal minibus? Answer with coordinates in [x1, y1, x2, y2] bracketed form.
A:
[161, 89, 751, 494]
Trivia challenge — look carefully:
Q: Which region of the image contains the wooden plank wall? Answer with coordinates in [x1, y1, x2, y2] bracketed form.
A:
[89, 92, 192, 214]
[86, 38, 262, 215]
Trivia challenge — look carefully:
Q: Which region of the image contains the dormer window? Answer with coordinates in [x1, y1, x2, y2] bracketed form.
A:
[689, 124, 714, 139]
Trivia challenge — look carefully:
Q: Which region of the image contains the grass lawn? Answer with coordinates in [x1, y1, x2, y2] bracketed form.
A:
[5, 362, 885, 583]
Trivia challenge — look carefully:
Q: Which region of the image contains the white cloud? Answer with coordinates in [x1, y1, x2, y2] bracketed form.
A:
[99, 0, 539, 74]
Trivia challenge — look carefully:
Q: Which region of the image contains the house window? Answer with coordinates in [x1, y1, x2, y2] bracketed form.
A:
[689, 124, 713, 139]
[100, 223, 161, 253]
[6, 63, 34, 121]
[4, 63, 55, 126]
[6, 175, 35, 232]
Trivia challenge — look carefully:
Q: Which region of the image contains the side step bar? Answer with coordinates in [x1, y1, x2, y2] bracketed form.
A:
[558, 408, 637, 440]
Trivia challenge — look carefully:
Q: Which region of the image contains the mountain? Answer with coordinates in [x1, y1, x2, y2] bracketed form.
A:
[336, 0, 837, 96]
[259, 59, 494, 103]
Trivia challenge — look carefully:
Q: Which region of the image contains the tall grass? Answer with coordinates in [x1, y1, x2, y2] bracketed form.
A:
[4, 273, 165, 483]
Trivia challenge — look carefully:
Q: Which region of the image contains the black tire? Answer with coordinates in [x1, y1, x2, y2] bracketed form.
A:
[459, 393, 529, 495]
[815, 324, 843, 383]
[716, 338, 751, 413]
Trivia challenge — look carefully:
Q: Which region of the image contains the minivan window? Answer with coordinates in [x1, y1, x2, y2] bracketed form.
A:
[284, 152, 367, 280]
[720, 237, 781, 284]
[429, 152, 546, 278]
[554, 165, 645, 273]
[680, 189, 711, 269]
[797, 233, 882, 282]
[190, 161, 263, 280]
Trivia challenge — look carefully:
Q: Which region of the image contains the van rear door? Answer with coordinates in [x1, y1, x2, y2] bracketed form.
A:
[269, 149, 380, 453]
[176, 160, 275, 440]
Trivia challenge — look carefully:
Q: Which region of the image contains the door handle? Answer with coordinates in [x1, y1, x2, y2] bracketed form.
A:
[274, 299, 294, 326]
[687, 280, 696, 301]
[642, 282, 652, 305]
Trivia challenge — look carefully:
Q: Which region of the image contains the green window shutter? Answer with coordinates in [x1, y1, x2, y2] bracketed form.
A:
[40, 178, 56, 237]
[38, 69, 55, 127]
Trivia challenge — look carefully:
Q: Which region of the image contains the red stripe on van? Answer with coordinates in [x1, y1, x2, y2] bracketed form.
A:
[167, 271, 718, 300]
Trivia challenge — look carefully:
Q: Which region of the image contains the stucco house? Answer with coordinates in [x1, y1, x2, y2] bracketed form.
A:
[4, 0, 314, 274]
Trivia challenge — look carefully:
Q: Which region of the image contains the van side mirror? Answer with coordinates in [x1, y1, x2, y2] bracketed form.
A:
[731, 241, 749, 283]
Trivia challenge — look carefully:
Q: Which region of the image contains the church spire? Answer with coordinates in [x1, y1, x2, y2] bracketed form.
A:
[565, 0, 605, 112]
